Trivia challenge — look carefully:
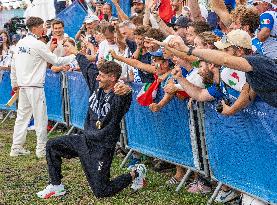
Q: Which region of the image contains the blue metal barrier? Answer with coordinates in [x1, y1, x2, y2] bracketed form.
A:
[0, 71, 16, 111]
[67, 71, 89, 129]
[57, 1, 87, 38]
[125, 83, 195, 168]
[204, 94, 277, 204]
[44, 69, 65, 123]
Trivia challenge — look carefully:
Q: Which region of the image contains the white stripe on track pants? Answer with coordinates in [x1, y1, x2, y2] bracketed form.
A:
[12, 87, 48, 151]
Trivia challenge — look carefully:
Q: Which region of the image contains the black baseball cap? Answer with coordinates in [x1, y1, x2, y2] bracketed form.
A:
[175, 16, 191, 28]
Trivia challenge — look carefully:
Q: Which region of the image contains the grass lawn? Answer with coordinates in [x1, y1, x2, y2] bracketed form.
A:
[0, 119, 216, 205]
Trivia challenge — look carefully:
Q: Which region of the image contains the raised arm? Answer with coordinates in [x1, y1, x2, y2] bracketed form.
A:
[210, 0, 232, 27]
[188, 0, 205, 22]
[172, 67, 215, 102]
[110, 50, 156, 74]
[36, 41, 75, 66]
[151, 12, 176, 36]
[167, 43, 253, 72]
[111, 0, 129, 22]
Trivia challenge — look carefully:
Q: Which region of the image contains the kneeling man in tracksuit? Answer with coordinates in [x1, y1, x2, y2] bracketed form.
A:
[37, 49, 147, 199]
[10, 17, 76, 158]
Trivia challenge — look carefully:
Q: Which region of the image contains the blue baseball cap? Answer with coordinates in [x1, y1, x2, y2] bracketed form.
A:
[149, 49, 163, 58]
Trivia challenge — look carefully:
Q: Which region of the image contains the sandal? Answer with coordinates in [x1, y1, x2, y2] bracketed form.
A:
[166, 177, 180, 185]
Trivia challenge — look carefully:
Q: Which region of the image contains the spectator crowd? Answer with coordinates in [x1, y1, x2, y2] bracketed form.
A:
[0, 0, 276, 204]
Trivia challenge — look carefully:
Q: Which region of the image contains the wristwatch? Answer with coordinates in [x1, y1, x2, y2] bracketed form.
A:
[187, 45, 195, 56]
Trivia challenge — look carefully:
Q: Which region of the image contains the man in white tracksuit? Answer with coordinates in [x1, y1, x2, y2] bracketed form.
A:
[10, 16, 75, 158]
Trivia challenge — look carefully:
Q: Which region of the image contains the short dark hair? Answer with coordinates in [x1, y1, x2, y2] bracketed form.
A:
[143, 28, 165, 42]
[130, 15, 144, 26]
[101, 25, 115, 34]
[26, 17, 44, 31]
[188, 21, 211, 34]
[134, 26, 149, 36]
[240, 9, 260, 34]
[51, 19, 64, 28]
[98, 61, 122, 80]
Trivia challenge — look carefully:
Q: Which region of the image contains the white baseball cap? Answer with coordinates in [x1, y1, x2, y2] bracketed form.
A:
[84, 15, 99, 23]
[214, 29, 252, 50]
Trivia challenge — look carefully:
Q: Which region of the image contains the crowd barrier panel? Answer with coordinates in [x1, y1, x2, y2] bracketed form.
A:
[66, 71, 89, 130]
[123, 83, 206, 191]
[44, 69, 65, 126]
[57, 0, 87, 38]
[203, 89, 277, 205]
[0, 71, 16, 112]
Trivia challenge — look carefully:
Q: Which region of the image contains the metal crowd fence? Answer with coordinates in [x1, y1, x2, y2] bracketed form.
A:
[0, 70, 276, 205]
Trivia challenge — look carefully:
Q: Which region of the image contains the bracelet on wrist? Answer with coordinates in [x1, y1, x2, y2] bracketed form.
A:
[187, 45, 195, 56]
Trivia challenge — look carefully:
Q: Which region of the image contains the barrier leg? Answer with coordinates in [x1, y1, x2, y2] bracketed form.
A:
[176, 169, 192, 192]
[0, 111, 12, 125]
[120, 149, 133, 168]
[207, 182, 223, 205]
[66, 126, 75, 135]
[47, 122, 59, 136]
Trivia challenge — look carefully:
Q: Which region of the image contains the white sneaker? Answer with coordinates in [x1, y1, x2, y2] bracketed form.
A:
[215, 189, 239, 203]
[131, 164, 147, 192]
[242, 194, 267, 205]
[9, 112, 16, 119]
[37, 184, 66, 199]
[10, 147, 31, 157]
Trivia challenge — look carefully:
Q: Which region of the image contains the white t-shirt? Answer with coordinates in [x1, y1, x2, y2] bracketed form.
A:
[221, 67, 246, 92]
[186, 68, 205, 88]
[98, 40, 119, 60]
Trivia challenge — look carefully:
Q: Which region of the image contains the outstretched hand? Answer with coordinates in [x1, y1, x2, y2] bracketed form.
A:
[114, 82, 132, 96]
[149, 103, 161, 112]
[220, 100, 233, 116]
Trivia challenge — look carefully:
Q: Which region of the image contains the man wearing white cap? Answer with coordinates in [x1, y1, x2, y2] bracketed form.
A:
[253, 0, 277, 59]
[75, 15, 99, 41]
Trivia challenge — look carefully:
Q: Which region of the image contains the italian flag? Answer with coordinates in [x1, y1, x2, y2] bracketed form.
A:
[155, 0, 174, 23]
[137, 75, 160, 106]
[261, 19, 270, 24]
